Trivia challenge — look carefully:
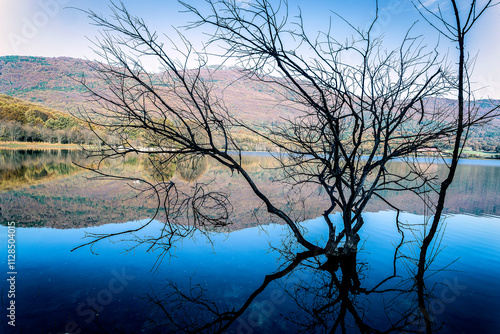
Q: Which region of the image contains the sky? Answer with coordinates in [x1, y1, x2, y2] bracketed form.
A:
[0, 0, 499, 98]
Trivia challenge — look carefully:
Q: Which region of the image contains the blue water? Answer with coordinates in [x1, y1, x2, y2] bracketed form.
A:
[1, 150, 499, 333]
[1, 211, 499, 333]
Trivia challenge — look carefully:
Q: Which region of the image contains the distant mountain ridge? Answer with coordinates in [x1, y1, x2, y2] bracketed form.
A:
[0, 55, 300, 123]
[0, 56, 100, 115]
[0, 55, 499, 151]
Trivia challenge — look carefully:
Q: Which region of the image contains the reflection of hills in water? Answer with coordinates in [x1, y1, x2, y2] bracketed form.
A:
[0, 150, 499, 229]
[0, 149, 83, 191]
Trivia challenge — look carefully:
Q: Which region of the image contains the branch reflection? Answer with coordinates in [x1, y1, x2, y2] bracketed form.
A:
[134, 222, 449, 334]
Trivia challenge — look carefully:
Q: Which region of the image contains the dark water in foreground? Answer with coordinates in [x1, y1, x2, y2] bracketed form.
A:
[0, 150, 499, 333]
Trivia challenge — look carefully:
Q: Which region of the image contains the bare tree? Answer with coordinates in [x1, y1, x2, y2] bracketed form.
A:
[75, 0, 490, 258]
[411, 0, 499, 332]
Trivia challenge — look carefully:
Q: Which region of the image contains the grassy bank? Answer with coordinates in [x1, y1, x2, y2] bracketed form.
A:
[458, 149, 499, 159]
[1, 141, 499, 159]
[0, 141, 81, 150]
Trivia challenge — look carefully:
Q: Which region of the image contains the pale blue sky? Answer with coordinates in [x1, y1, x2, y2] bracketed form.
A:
[0, 0, 499, 98]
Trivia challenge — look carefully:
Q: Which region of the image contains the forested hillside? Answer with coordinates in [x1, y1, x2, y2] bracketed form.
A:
[0, 94, 96, 144]
[0, 56, 100, 114]
[0, 55, 499, 153]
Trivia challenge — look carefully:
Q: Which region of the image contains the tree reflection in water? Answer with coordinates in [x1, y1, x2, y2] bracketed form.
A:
[1, 150, 480, 333]
[124, 223, 447, 334]
[61, 153, 471, 334]
[176, 154, 209, 183]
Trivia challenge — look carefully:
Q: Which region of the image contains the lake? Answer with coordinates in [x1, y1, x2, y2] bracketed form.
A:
[0, 149, 499, 333]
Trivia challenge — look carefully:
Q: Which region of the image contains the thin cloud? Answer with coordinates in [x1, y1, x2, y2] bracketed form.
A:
[235, 0, 252, 9]
[416, 0, 451, 14]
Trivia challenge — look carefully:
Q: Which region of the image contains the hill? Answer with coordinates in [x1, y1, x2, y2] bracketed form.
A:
[0, 55, 499, 152]
[0, 56, 99, 114]
[0, 55, 298, 124]
[0, 93, 75, 124]
[0, 92, 92, 144]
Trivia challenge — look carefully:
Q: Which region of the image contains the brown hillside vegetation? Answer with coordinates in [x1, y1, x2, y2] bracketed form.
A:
[0, 93, 95, 144]
[0, 55, 499, 152]
[0, 56, 298, 124]
[0, 93, 74, 124]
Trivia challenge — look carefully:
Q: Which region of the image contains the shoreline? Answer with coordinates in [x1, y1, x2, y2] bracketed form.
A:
[0, 141, 498, 161]
[0, 141, 81, 150]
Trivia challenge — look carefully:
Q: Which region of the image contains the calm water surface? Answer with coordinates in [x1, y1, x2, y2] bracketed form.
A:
[0, 150, 499, 333]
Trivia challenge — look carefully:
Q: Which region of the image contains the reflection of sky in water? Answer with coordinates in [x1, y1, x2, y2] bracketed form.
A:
[1, 211, 499, 333]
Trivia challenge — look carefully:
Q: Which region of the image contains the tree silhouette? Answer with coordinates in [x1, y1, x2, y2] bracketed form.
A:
[75, 0, 496, 259]
[412, 1, 499, 332]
